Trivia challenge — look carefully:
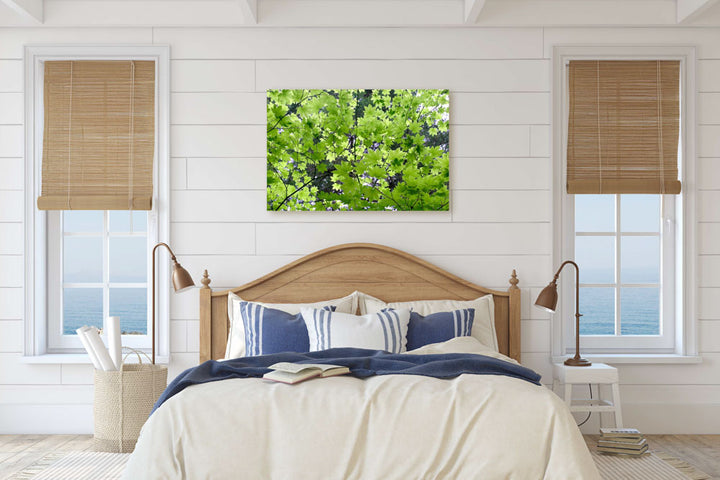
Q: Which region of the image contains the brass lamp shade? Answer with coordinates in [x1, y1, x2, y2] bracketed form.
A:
[534, 282, 558, 313]
[171, 261, 195, 293]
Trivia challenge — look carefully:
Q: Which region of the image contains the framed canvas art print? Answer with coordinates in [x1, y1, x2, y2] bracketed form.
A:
[266, 89, 449, 211]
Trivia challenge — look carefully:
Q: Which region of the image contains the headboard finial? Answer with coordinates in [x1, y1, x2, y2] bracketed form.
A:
[201, 269, 211, 289]
[509, 269, 519, 289]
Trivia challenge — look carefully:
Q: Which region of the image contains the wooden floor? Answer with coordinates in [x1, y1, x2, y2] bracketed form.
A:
[0, 434, 94, 480]
[0, 434, 718, 479]
[585, 435, 720, 479]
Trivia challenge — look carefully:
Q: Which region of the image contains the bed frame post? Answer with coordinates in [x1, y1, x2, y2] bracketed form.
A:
[199, 269, 212, 363]
[508, 270, 521, 363]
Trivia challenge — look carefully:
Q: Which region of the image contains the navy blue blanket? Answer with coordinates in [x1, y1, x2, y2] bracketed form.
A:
[153, 348, 541, 414]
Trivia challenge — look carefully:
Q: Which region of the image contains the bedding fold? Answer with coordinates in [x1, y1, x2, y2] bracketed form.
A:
[153, 348, 542, 413]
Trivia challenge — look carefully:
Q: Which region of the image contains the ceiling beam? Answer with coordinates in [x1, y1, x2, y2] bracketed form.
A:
[464, 0, 486, 24]
[237, 0, 257, 24]
[0, 0, 42, 23]
[677, 0, 720, 23]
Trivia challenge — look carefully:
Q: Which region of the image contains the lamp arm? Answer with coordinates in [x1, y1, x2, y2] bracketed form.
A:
[151, 242, 176, 365]
[554, 259, 589, 365]
[553, 260, 581, 320]
[553, 260, 579, 280]
[152, 242, 177, 262]
[552, 260, 582, 328]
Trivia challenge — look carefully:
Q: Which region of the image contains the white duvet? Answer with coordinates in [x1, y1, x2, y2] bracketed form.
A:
[124, 338, 600, 479]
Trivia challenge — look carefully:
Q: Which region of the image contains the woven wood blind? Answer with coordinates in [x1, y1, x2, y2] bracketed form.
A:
[37, 60, 155, 210]
[567, 60, 681, 195]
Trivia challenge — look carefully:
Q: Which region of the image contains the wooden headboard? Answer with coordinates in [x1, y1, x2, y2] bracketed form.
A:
[199, 243, 521, 363]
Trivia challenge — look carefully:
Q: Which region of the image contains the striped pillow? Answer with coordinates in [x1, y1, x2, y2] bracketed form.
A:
[358, 293, 498, 352]
[240, 302, 335, 357]
[301, 308, 411, 353]
[406, 308, 475, 350]
[226, 291, 358, 359]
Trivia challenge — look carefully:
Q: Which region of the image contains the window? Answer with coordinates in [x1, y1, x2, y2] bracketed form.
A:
[24, 46, 170, 358]
[47, 211, 151, 351]
[552, 46, 697, 357]
[571, 194, 675, 351]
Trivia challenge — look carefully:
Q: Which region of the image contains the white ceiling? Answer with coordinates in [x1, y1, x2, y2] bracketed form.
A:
[1, 0, 719, 27]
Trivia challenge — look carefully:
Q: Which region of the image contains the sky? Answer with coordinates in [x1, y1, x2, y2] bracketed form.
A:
[63, 210, 147, 284]
[575, 194, 660, 285]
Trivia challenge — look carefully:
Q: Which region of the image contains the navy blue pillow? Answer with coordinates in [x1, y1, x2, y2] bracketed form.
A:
[406, 308, 475, 350]
[240, 302, 335, 356]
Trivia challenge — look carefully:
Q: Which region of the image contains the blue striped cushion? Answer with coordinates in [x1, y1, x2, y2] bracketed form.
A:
[406, 308, 475, 350]
[301, 308, 411, 353]
[240, 302, 335, 357]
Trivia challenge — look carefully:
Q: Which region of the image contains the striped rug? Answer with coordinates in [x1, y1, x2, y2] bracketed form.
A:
[592, 450, 712, 480]
[8, 451, 130, 480]
[8, 449, 712, 480]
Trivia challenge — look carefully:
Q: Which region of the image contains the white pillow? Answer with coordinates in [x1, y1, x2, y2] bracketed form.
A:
[301, 308, 411, 353]
[358, 292, 498, 352]
[405, 337, 519, 365]
[225, 291, 358, 359]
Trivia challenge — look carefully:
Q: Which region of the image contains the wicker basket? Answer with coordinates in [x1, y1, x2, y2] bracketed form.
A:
[93, 350, 167, 453]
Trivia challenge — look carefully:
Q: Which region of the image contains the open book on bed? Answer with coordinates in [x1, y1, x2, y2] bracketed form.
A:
[263, 362, 350, 385]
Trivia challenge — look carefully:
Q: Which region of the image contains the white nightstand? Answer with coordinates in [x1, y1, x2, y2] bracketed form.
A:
[552, 362, 623, 428]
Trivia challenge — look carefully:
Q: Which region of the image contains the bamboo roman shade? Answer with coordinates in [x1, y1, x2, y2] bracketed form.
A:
[567, 60, 681, 195]
[37, 60, 155, 210]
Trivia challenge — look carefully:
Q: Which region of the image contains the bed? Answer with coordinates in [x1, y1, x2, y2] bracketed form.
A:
[124, 243, 600, 479]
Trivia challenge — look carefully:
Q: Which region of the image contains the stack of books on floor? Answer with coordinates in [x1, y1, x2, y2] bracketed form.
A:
[597, 428, 648, 456]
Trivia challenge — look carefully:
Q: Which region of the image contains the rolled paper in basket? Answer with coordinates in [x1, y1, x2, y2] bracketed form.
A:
[76, 326, 102, 370]
[107, 316, 122, 370]
[79, 326, 116, 371]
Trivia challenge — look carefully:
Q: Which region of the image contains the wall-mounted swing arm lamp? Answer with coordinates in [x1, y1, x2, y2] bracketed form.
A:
[152, 242, 195, 364]
[535, 260, 591, 367]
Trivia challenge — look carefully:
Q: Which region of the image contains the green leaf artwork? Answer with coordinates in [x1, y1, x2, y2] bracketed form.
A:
[266, 89, 450, 211]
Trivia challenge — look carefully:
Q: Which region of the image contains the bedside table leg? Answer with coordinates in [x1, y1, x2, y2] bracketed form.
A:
[611, 382, 624, 428]
[552, 379, 559, 395]
[564, 383, 573, 407]
[596, 385, 603, 429]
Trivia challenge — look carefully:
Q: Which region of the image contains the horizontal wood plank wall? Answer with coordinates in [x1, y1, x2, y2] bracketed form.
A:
[0, 25, 719, 433]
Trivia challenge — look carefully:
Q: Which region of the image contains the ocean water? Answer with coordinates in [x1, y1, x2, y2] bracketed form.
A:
[63, 289, 147, 335]
[579, 287, 660, 335]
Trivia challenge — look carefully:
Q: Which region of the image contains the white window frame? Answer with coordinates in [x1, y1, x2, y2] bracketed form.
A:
[47, 210, 151, 351]
[569, 194, 674, 351]
[24, 45, 171, 359]
[551, 45, 698, 359]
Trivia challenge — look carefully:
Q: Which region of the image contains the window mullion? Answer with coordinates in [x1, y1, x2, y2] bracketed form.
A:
[660, 195, 667, 337]
[615, 194, 622, 337]
[103, 210, 110, 333]
[59, 214, 65, 342]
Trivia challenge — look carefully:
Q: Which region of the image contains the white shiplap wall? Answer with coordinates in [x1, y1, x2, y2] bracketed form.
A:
[0, 26, 718, 433]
